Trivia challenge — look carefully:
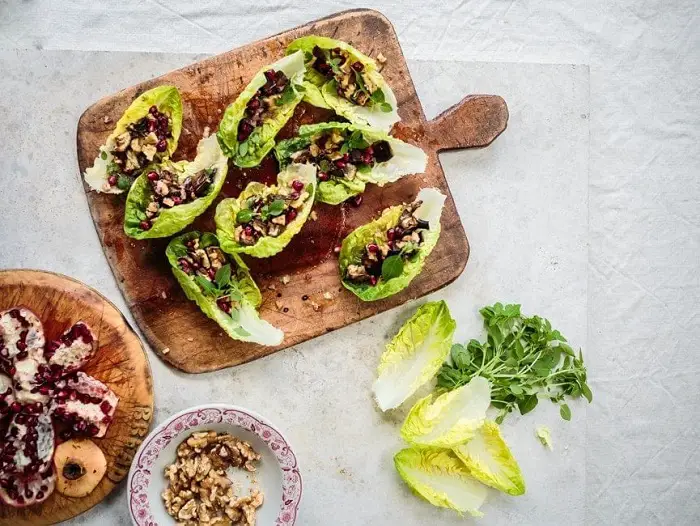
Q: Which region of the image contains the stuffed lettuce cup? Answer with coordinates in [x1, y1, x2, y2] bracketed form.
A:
[339, 188, 446, 301]
[84, 85, 182, 194]
[287, 36, 399, 131]
[215, 164, 317, 257]
[275, 122, 427, 205]
[166, 231, 283, 345]
[217, 52, 306, 168]
[124, 135, 227, 239]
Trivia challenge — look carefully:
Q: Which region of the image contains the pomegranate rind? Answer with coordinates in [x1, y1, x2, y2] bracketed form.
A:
[54, 439, 107, 498]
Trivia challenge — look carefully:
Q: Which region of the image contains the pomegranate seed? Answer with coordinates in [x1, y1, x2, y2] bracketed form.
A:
[370, 276, 378, 286]
[108, 175, 118, 186]
[88, 424, 99, 436]
[147, 171, 158, 181]
[15, 414, 26, 424]
[244, 226, 253, 236]
[9, 402, 20, 413]
[101, 415, 112, 424]
[140, 220, 151, 230]
[8, 366, 16, 376]
[367, 243, 379, 253]
[56, 390, 68, 400]
[335, 160, 346, 169]
[249, 98, 260, 110]
[172, 196, 182, 205]
[25, 489, 33, 498]
[365, 145, 374, 156]
[292, 179, 304, 192]
[351, 195, 363, 207]
[149, 105, 158, 114]
[38, 385, 50, 396]
[36, 491, 44, 500]
[342, 153, 350, 162]
[352, 61, 364, 71]
[334, 245, 341, 254]
[69, 391, 77, 401]
[147, 119, 156, 132]
[286, 209, 298, 222]
[33, 402, 43, 412]
[207, 268, 216, 279]
[16, 351, 28, 361]
[318, 172, 329, 182]
[387, 228, 395, 241]
[264, 69, 276, 81]
[156, 139, 167, 152]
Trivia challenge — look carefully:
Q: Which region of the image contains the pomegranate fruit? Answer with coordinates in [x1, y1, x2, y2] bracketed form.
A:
[0, 467, 56, 508]
[45, 322, 96, 375]
[51, 372, 118, 438]
[0, 411, 55, 478]
[0, 307, 118, 507]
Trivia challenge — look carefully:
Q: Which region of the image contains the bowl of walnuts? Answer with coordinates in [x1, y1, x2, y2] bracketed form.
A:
[127, 404, 302, 525]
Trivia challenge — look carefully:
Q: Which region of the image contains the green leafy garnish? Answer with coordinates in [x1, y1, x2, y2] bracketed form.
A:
[214, 264, 232, 289]
[236, 209, 254, 224]
[436, 303, 591, 423]
[275, 84, 298, 106]
[261, 199, 286, 219]
[381, 254, 404, 281]
[100, 151, 108, 160]
[117, 175, 133, 191]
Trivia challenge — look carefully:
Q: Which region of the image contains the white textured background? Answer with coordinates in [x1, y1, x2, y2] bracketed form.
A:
[0, 1, 699, 525]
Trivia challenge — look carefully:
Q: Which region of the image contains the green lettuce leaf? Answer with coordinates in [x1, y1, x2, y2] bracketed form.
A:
[401, 376, 491, 448]
[166, 231, 283, 345]
[373, 301, 456, 411]
[217, 51, 305, 168]
[453, 421, 526, 496]
[274, 122, 427, 204]
[394, 448, 487, 517]
[84, 85, 183, 194]
[286, 36, 400, 131]
[124, 135, 228, 239]
[215, 163, 317, 257]
[339, 188, 446, 301]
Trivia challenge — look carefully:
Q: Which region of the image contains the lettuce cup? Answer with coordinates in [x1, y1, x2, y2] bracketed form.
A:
[215, 164, 317, 258]
[166, 231, 283, 346]
[217, 51, 306, 168]
[84, 85, 182, 194]
[124, 135, 227, 239]
[339, 188, 446, 301]
[286, 36, 399, 131]
[275, 122, 427, 205]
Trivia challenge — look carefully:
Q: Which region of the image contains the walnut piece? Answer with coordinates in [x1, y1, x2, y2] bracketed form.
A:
[162, 431, 263, 526]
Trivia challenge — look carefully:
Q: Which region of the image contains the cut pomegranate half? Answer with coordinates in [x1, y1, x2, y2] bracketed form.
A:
[0, 307, 46, 362]
[0, 410, 55, 478]
[0, 466, 56, 508]
[51, 372, 118, 438]
[45, 322, 96, 375]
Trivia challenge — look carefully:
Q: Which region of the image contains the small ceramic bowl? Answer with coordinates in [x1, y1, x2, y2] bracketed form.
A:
[127, 404, 302, 525]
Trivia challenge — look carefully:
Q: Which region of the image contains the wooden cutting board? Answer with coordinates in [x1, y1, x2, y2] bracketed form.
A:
[0, 269, 154, 525]
[76, 9, 508, 373]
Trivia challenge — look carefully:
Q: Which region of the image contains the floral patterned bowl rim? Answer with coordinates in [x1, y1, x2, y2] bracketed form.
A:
[127, 404, 302, 525]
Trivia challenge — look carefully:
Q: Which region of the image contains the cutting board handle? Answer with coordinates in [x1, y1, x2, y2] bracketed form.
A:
[425, 94, 508, 152]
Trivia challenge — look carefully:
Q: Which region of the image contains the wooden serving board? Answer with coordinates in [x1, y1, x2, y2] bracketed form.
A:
[76, 9, 508, 373]
[0, 269, 154, 525]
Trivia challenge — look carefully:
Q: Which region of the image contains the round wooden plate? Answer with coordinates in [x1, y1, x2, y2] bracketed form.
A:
[0, 269, 154, 525]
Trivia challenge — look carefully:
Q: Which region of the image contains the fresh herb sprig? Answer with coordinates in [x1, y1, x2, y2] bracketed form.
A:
[340, 130, 370, 154]
[437, 303, 592, 423]
[236, 198, 286, 225]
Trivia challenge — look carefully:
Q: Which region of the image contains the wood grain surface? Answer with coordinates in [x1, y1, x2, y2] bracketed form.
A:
[76, 9, 508, 373]
[0, 269, 154, 525]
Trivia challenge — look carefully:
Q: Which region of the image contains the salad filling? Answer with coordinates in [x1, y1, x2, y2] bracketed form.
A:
[309, 46, 390, 111]
[106, 105, 173, 190]
[346, 200, 428, 286]
[176, 236, 238, 314]
[233, 178, 310, 246]
[289, 128, 392, 183]
[138, 166, 215, 231]
[238, 69, 294, 143]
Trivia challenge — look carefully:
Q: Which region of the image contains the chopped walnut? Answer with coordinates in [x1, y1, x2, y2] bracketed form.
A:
[162, 431, 263, 526]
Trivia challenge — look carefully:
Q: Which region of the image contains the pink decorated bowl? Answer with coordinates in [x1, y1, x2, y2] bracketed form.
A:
[127, 404, 302, 525]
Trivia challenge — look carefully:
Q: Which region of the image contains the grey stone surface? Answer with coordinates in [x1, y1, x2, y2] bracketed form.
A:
[0, 51, 588, 524]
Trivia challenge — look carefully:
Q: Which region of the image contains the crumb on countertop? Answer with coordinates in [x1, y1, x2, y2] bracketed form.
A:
[280, 275, 291, 285]
[103, 115, 111, 124]
[162, 347, 170, 355]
